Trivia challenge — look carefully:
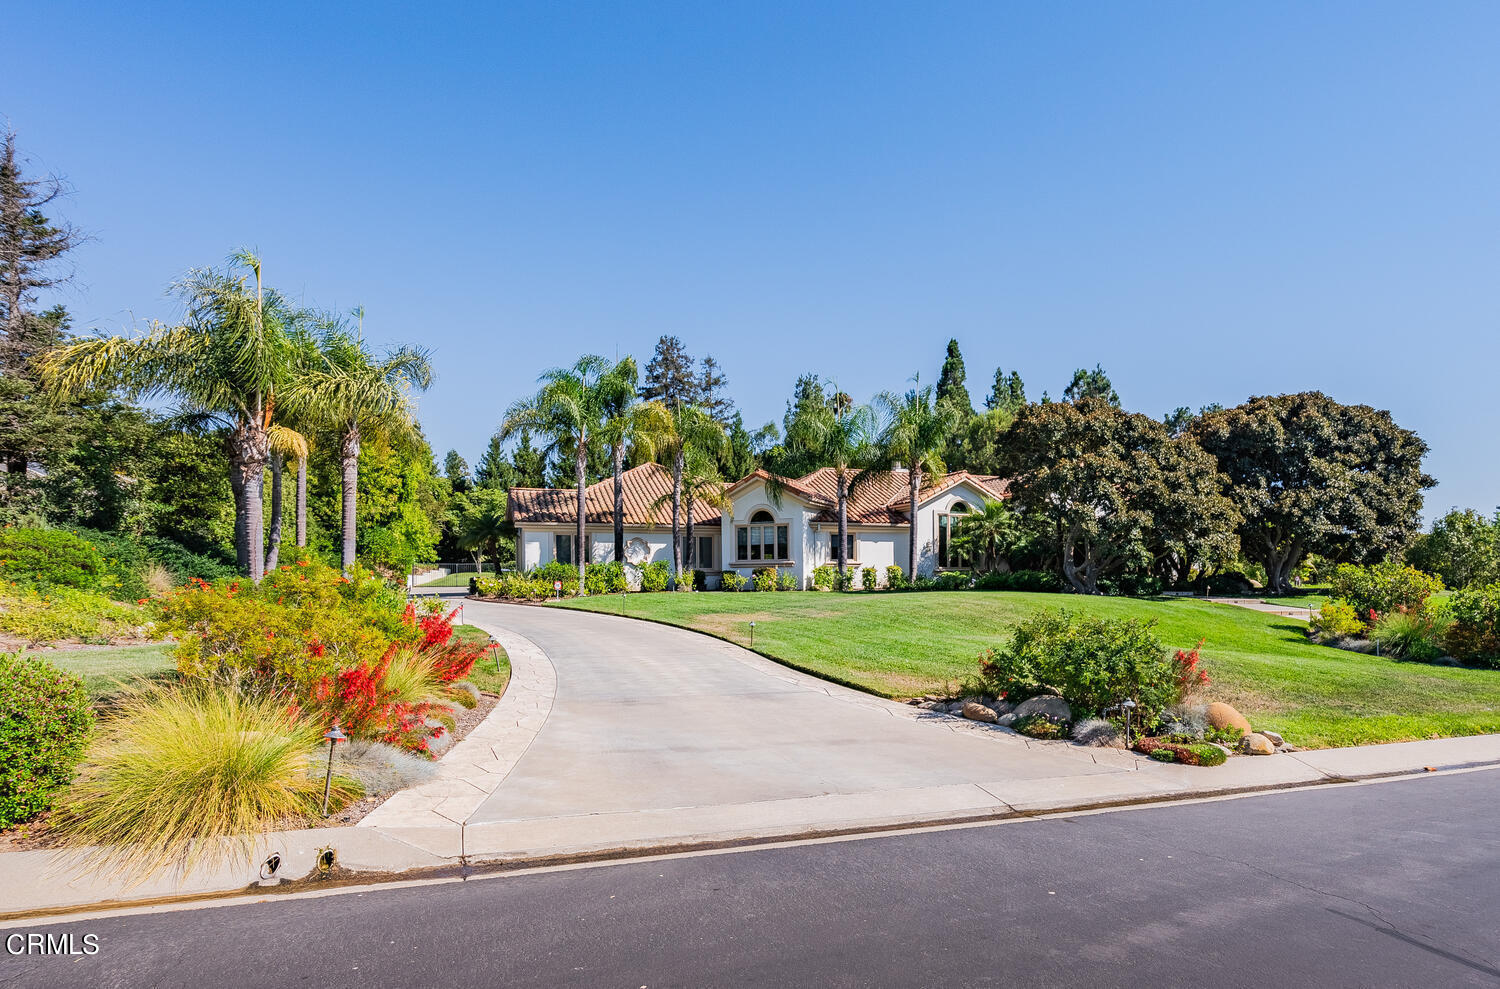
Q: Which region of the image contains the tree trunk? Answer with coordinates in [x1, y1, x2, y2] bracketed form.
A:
[295, 454, 308, 548]
[265, 451, 284, 572]
[837, 475, 849, 577]
[1060, 522, 1097, 594]
[574, 436, 588, 592]
[670, 450, 684, 583]
[685, 489, 695, 576]
[1260, 536, 1305, 595]
[908, 465, 921, 579]
[612, 442, 626, 563]
[228, 419, 270, 583]
[340, 421, 360, 570]
[230, 465, 247, 574]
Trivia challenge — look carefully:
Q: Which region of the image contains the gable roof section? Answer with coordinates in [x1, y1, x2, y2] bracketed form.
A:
[722, 468, 833, 507]
[799, 468, 1010, 525]
[507, 463, 722, 527]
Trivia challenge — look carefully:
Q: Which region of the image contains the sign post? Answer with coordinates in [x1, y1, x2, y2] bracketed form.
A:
[554, 580, 562, 600]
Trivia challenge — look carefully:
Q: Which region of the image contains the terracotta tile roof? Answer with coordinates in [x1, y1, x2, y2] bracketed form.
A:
[507, 463, 722, 527]
[722, 468, 833, 507]
[801, 468, 1010, 525]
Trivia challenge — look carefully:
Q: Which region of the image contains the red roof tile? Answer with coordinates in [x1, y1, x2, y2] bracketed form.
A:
[507, 463, 723, 526]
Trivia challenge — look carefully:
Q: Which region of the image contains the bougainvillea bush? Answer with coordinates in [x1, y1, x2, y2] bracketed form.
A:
[157, 559, 486, 755]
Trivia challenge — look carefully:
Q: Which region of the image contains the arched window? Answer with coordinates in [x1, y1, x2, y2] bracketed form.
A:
[737, 510, 789, 563]
[938, 501, 972, 570]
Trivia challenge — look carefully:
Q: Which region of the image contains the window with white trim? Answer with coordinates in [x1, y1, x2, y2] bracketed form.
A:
[937, 501, 972, 570]
[828, 532, 856, 562]
[736, 510, 789, 562]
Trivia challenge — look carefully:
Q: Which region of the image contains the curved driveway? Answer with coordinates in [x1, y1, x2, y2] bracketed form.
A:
[456, 602, 1137, 855]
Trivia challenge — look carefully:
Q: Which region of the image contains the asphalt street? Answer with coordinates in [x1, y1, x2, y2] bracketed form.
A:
[4, 768, 1497, 988]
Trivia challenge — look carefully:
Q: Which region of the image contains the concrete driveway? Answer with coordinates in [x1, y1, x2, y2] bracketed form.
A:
[452, 602, 1131, 853]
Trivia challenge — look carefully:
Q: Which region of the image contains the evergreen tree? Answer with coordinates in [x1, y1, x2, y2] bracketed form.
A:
[508, 430, 546, 488]
[698, 354, 733, 422]
[474, 435, 507, 489]
[641, 335, 699, 409]
[443, 450, 472, 493]
[935, 339, 974, 414]
[985, 367, 1027, 415]
[1063, 364, 1120, 406]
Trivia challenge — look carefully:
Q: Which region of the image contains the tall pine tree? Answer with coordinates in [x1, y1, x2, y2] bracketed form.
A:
[698, 354, 733, 422]
[985, 367, 1027, 415]
[641, 335, 699, 409]
[935, 339, 974, 415]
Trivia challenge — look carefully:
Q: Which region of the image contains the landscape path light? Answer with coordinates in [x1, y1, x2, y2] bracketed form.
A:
[1122, 698, 1137, 745]
[321, 722, 346, 815]
[749, 621, 756, 646]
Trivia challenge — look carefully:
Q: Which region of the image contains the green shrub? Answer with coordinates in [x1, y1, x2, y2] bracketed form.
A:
[54, 685, 358, 878]
[812, 565, 836, 591]
[778, 571, 799, 591]
[0, 528, 108, 592]
[978, 610, 1180, 725]
[1013, 713, 1068, 739]
[0, 587, 148, 647]
[934, 571, 972, 591]
[973, 569, 1065, 593]
[1445, 582, 1500, 668]
[0, 650, 94, 828]
[473, 574, 551, 600]
[1372, 605, 1451, 661]
[1310, 599, 1366, 642]
[861, 567, 877, 590]
[1330, 562, 1443, 618]
[1134, 737, 1227, 767]
[531, 561, 579, 594]
[583, 561, 627, 595]
[720, 571, 747, 592]
[640, 560, 671, 592]
[753, 567, 779, 592]
[885, 565, 907, 590]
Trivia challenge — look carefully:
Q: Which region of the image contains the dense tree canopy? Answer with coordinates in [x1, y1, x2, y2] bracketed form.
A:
[1193, 392, 1433, 594]
[1406, 508, 1499, 590]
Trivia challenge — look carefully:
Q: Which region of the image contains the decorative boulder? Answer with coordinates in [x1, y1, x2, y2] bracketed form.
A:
[1259, 730, 1285, 747]
[1012, 695, 1073, 724]
[1239, 732, 1276, 755]
[1205, 702, 1252, 736]
[962, 702, 998, 723]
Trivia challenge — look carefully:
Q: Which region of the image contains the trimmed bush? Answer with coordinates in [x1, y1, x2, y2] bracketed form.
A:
[933, 571, 971, 591]
[860, 567, 877, 590]
[55, 685, 358, 877]
[640, 560, 671, 592]
[778, 571, 798, 591]
[583, 561, 627, 595]
[753, 567, 779, 592]
[1445, 582, 1500, 668]
[0, 528, 108, 591]
[1013, 713, 1068, 739]
[973, 569, 1065, 593]
[1310, 599, 1366, 642]
[531, 561, 579, 594]
[720, 571, 747, 592]
[0, 650, 94, 828]
[473, 574, 551, 600]
[812, 565, 836, 591]
[1330, 562, 1443, 618]
[885, 564, 907, 590]
[978, 610, 1182, 725]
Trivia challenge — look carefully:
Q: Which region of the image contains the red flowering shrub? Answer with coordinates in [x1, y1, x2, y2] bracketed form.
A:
[1173, 639, 1210, 698]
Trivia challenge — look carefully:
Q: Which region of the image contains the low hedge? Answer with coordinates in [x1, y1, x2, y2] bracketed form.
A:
[0, 529, 107, 592]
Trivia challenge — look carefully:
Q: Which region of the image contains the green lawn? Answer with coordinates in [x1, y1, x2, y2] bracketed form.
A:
[556, 591, 1500, 749]
[417, 570, 495, 587]
[453, 623, 511, 695]
[43, 643, 177, 700]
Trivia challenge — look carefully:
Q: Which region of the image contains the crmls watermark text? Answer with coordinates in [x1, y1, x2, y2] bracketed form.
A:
[5, 932, 100, 956]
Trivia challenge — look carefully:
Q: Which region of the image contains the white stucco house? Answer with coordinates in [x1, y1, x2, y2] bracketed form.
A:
[507, 463, 1009, 587]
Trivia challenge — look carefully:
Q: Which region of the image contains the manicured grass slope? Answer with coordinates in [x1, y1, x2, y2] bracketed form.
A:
[452, 623, 511, 695]
[43, 643, 176, 700]
[556, 592, 1500, 748]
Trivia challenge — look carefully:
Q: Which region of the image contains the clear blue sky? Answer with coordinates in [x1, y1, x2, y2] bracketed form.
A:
[9, 2, 1498, 520]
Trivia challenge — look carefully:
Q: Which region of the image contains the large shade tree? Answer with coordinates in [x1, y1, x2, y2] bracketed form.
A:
[500, 355, 627, 589]
[292, 320, 434, 570]
[875, 381, 958, 578]
[1005, 398, 1238, 594]
[1193, 392, 1433, 593]
[40, 253, 305, 582]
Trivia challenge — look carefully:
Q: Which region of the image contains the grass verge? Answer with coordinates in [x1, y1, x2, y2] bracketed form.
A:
[41, 643, 177, 700]
[453, 623, 510, 695]
[555, 591, 1500, 749]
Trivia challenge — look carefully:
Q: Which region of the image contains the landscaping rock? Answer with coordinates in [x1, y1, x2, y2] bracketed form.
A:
[1205, 702, 1252, 736]
[1012, 696, 1073, 724]
[997, 712, 1018, 727]
[1239, 732, 1276, 755]
[988, 701, 1014, 719]
[1259, 730, 1285, 747]
[962, 702, 998, 723]
[945, 701, 966, 714]
[916, 700, 945, 711]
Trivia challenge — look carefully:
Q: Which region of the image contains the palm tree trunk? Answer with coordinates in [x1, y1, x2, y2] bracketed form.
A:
[340, 421, 360, 570]
[295, 454, 308, 548]
[229, 419, 269, 583]
[265, 451, 284, 572]
[230, 466, 247, 574]
[670, 450, 684, 583]
[837, 477, 849, 577]
[612, 442, 626, 563]
[908, 465, 921, 579]
[574, 436, 588, 592]
[685, 489, 695, 575]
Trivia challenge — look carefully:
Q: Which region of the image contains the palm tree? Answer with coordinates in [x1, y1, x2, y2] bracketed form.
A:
[875, 381, 959, 579]
[500, 355, 619, 590]
[649, 447, 729, 576]
[263, 424, 309, 571]
[648, 404, 725, 583]
[40, 252, 304, 582]
[952, 499, 1018, 572]
[292, 320, 434, 569]
[597, 357, 672, 563]
[773, 393, 877, 578]
[452, 487, 512, 573]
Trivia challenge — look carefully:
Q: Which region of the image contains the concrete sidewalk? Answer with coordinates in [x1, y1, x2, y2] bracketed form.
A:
[4, 601, 1498, 918]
